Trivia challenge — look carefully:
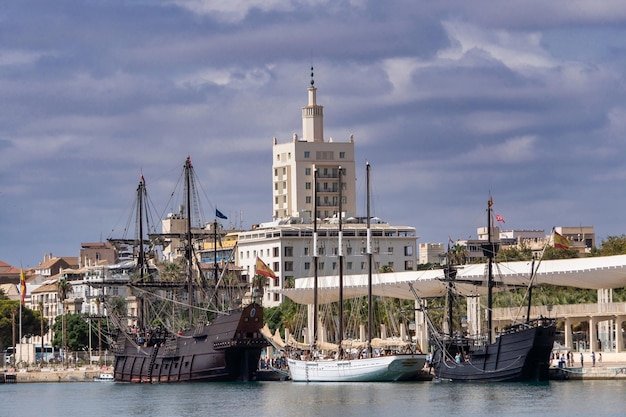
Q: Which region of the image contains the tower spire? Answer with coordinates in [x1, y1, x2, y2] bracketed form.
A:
[302, 66, 324, 142]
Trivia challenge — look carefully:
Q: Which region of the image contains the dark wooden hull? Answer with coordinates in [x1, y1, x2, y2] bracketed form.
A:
[112, 303, 267, 383]
[433, 319, 556, 382]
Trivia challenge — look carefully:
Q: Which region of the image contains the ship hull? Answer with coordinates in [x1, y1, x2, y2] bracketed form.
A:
[287, 354, 427, 382]
[112, 303, 267, 383]
[433, 319, 556, 382]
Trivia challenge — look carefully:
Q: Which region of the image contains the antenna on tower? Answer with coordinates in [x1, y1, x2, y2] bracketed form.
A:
[310, 49, 315, 86]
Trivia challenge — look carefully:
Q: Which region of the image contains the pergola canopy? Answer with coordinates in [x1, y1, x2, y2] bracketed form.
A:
[276, 255, 626, 305]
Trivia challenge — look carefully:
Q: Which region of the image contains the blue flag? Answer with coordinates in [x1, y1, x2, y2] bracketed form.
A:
[216, 208, 227, 219]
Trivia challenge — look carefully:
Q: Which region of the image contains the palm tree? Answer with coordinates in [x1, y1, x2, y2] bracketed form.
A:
[57, 278, 73, 368]
[38, 301, 45, 354]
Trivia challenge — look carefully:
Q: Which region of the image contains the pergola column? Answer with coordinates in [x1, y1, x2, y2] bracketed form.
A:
[616, 316, 625, 353]
[564, 317, 574, 350]
[589, 316, 598, 352]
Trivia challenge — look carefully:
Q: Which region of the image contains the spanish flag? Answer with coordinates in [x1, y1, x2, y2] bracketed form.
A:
[20, 269, 26, 305]
[255, 257, 277, 281]
[554, 231, 570, 250]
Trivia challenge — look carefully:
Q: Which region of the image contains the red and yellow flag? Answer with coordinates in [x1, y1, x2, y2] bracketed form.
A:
[554, 231, 570, 250]
[19, 269, 26, 305]
[255, 257, 277, 280]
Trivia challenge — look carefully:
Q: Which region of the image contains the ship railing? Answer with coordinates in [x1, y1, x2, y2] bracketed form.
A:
[500, 317, 556, 335]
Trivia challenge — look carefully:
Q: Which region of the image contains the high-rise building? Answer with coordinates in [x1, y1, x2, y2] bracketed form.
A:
[272, 70, 356, 221]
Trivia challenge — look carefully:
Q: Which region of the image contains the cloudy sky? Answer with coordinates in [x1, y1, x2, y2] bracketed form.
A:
[3, 1, 626, 268]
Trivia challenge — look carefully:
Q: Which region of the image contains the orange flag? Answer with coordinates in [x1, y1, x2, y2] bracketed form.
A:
[20, 269, 26, 305]
[255, 257, 277, 281]
[554, 231, 570, 250]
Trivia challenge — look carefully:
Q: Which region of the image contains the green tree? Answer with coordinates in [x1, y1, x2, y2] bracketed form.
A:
[0, 300, 44, 350]
[56, 278, 72, 367]
[593, 235, 626, 256]
[495, 244, 533, 262]
[448, 243, 469, 265]
[51, 313, 91, 351]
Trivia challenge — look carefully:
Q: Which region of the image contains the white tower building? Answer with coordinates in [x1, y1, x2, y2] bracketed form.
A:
[272, 69, 356, 221]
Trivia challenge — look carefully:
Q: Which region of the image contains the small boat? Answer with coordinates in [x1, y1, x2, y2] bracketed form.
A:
[411, 196, 556, 382]
[93, 373, 114, 382]
[286, 163, 427, 382]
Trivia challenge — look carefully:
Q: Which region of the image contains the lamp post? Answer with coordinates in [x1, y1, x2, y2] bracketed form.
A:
[547, 304, 553, 319]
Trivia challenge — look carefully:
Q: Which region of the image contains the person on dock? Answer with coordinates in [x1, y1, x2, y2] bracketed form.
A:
[580, 353, 584, 368]
[591, 352, 596, 367]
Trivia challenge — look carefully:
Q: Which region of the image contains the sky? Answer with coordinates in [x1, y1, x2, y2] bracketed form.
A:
[3, 1, 626, 269]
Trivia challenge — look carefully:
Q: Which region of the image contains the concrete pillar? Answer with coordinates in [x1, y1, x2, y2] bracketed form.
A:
[414, 300, 429, 352]
[616, 316, 625, 353]
[564, 317, 574, 350]
[589, 317, 598, 352]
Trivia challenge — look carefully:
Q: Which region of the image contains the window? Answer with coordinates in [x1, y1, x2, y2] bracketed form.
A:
[332, 262, 337, 270]
[340, 152, 345, 159]
[273, 247, 279, 257]
[388, 247, 393, 254]
[347, 261, 353, 270]
[284, 246, 293, 257]
[405, 260, 414, 271]
[404, 246, 414, 256]
[305, 167, 311, 175]
[304, 262, 310, 270]
[346, 247, 353, 255]
[306, 196, 311, 204]
[304, 151, 310, 158]
[306, 182, 311, 190]
[319, 262, 324, 270]
[284, 261, 293, 271]
[304, 247, 309, 256]
[273, 262, 280, 272]
[318, 247, 325, 256]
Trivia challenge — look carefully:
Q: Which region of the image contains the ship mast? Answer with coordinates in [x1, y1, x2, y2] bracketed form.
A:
[366, 162, 373, 357]
[312, 168, 319, 350]
[185, 157, 194, 326]
[337, 166, 344, 357]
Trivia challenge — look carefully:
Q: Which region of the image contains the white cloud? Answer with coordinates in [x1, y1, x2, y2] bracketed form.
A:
[169, 0, 295, 23]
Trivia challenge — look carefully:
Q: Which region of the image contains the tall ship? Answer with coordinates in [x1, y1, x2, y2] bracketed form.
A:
[285, 163, 427, 382]
[412, 197, 556, 382]
[103, 157, 267, 383]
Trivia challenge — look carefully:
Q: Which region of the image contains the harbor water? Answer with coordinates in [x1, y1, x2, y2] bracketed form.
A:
[1, 380, 624, 417]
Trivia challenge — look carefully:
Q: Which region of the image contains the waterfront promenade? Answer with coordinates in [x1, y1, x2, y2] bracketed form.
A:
[549, 351, 626, 380]
[4, 354, 626, 382]
[1, 366, 107, 383]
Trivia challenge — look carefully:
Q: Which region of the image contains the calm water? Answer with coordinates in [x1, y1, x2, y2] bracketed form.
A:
[1, 380, 624, 417]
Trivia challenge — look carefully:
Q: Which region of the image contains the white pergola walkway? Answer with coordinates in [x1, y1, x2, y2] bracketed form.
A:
[277, 254, 626, 304]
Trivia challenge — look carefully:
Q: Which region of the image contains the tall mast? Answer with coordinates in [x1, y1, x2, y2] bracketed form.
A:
[185, 157, 194, 325]
[312, 168, 319, 349]
[137, 177, 146, 281]
[337, 166, 344, 356]
[366, 162, 373, 357]
[137, 177, 146, 330]
[214, 218, 219, 307]
[486, 196, 494, 343]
